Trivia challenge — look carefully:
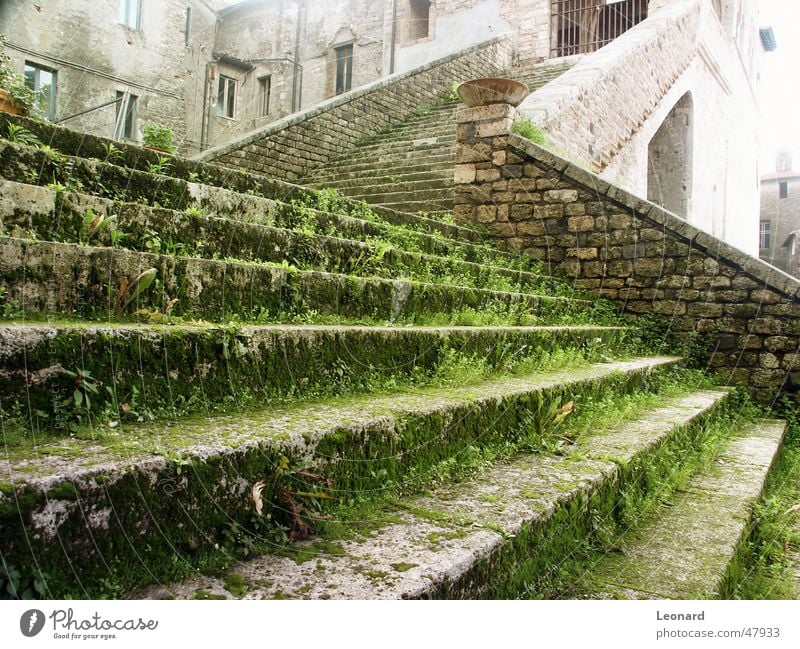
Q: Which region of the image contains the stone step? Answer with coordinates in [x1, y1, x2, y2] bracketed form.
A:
[0, 237, 590, 323]
[569, 419, 787, 600]
[340, 135, 456, 157]
[307, 158, 455, 182]
[0, 133, 478, 243]
[355, 187, 454, 206]
[374, 198, 455, 213]
[0, 355, 681, 597]
[309, 173, 453, 193]
[362, 124, 456, 143]
[0, 173, 527, 273]
[308, 168, 453, 187]
[0, 179, 546, 293]
[133, 383, 731, 600]
[0, 323, 625, 432]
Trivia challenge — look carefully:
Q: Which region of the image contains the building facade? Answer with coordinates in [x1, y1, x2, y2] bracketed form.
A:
[0, 0, 682, 153]
[760, 151, 800, 277]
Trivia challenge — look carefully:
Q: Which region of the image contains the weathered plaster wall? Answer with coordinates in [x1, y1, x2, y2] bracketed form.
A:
[518, 0, 764, 256]
[0, 0, 217, 154]
[453, 103, 800, 403]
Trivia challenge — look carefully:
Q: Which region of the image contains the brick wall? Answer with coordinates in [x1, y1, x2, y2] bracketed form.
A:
[453, 103, 800, 404]
[198, 36, 513, 182]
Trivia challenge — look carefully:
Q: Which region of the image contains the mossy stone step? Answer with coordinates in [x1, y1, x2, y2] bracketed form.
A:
[0, 137, 483, 243]
[571, 419, 787, 600]
[2, 237, 581, 323]
[306, 159, 455, 181]
[0, 179, 545, 291]
[133, 386, 729, 600]
[0, 356, 680, 597]
[312, 175, 453, 193]
[0, 323, 625, 425]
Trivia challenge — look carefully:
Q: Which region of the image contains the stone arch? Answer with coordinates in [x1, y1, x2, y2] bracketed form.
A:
[647, 91, 694, 218]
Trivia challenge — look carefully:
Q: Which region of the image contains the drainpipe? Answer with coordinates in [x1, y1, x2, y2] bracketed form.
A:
[389, 0, 398, 75]
[292, 0, 303, 112]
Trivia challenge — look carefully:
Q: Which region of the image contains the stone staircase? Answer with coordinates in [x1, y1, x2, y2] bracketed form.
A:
[0, 110, 789, 600]
[303, 61, 574, 214]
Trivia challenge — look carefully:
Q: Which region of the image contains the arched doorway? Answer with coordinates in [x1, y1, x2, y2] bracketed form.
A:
[647, 92, 694, 218]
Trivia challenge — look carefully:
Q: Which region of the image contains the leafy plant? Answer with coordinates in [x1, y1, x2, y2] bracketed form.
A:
[101, 141, 124, 164]
[3, 123, 40, 145]
[146, 155, 172, 175]
[1, 561, 50, 600]
[142, 123, 175, 153]
[512, 118, 547, 145]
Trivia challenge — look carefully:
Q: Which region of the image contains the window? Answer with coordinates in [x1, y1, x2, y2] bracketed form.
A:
[184, 7, 192, 46]
[24, 62, 57, 121]
[334, 44, 353, 96]
[115, 91, 137, 140]
[119, 0, 141, 30]
[780, 181, 788, 199]
[407, 0, 431, 42]
[760, 221, 771, 250]
[258, 76, 271, 117]
[216, 75, 236, 118]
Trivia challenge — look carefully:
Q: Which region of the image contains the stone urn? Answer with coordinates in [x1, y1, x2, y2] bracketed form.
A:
[456, 78, 529, 107]
[0, 88, 24, 115]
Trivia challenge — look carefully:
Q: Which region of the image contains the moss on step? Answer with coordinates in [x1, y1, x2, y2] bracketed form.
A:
[0, 358, 678, 598]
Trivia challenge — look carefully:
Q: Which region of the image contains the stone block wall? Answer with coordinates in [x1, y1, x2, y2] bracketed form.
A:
[198, 36, 513, 182]
[453, 103, 800, 403]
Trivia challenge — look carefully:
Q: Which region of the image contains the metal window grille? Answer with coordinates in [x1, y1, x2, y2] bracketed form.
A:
[550, 0, 648, 58]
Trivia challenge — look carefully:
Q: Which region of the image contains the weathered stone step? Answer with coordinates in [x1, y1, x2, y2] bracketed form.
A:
[134, 383, 730, 600]
[0, 237, 589, 323]
[0, 356, 681, 597]
[336, 150, 455, 169]
[374, 199, 454, 213]
[355, 187, 454, 206]
[0, 323, 625, 430]
[308, 168, 453, 187]
[362, 124, 456, 143]
[307, 158, 455, 181]
[571, 419, 786, 600]
[1, 173, 527, 271]
[310, 174, 453, 193]
[341, 135, 456, 157]
[0, 135, 479, 244]
[0, 179, 546, 292]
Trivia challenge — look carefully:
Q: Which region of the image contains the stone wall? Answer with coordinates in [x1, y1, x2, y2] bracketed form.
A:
[453, 103, 800, 404]
[198, 36, 513, 182]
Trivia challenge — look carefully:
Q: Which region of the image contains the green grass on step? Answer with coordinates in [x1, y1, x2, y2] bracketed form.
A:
[515, 388, 764, 599]
[729, 404, 800, 600]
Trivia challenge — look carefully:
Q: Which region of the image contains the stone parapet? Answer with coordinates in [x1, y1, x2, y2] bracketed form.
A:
[454, 102, 800, 402]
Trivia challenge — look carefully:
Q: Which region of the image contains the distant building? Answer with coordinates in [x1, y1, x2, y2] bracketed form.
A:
[760, 151, 800, 277]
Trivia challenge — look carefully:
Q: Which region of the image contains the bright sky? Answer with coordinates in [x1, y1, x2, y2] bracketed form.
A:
[758, 0, 800, 169]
